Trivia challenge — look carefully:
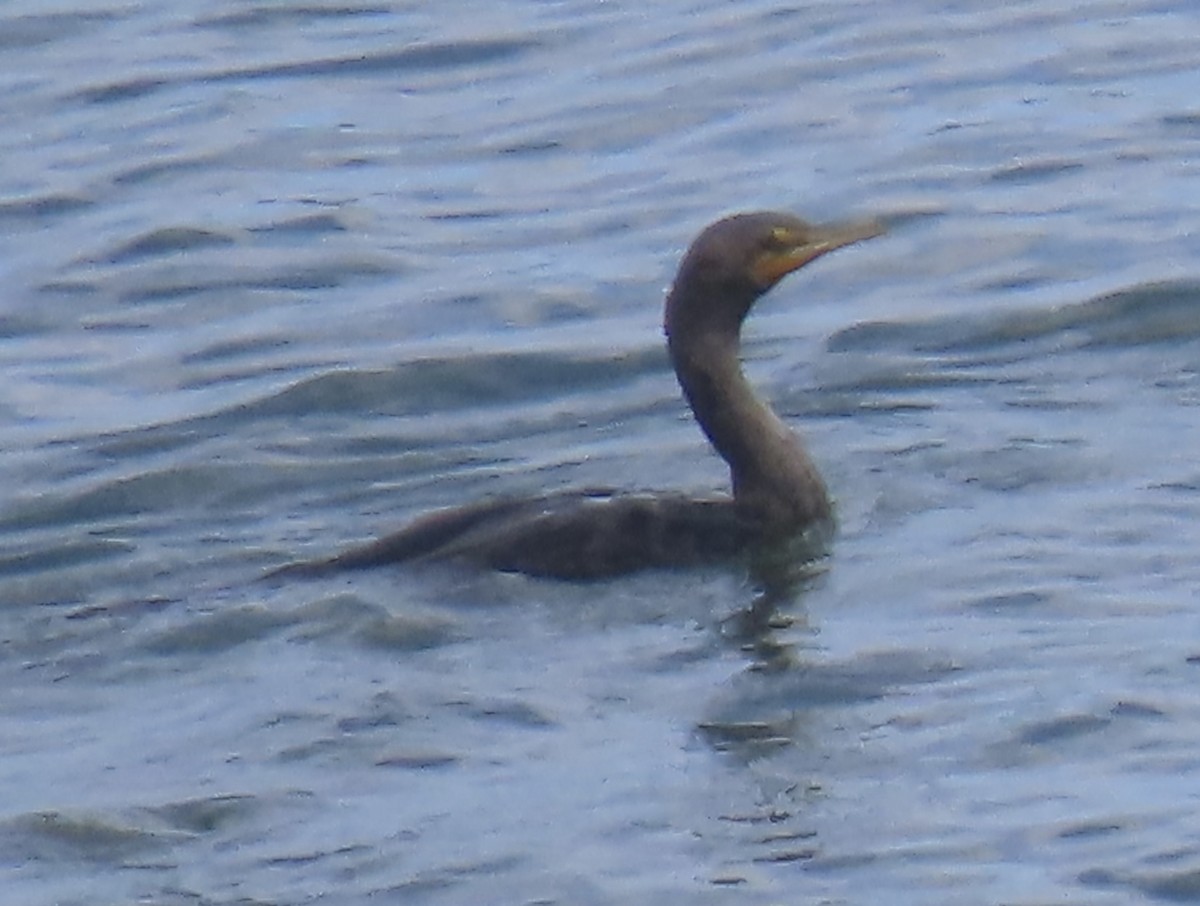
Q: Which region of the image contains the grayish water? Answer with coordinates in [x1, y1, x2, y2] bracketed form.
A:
[3, 1, 1200, 903]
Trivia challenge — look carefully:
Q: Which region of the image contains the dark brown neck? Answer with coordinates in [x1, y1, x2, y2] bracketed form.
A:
[666, 291, 830, 530]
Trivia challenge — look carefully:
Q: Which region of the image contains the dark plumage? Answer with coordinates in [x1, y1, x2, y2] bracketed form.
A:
[269, 211, 883, 581]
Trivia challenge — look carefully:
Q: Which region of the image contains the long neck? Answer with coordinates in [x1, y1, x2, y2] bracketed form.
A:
[667, 317, 830, 530]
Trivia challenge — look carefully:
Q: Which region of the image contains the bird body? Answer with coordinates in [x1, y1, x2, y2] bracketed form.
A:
[270, 211, 882, 581]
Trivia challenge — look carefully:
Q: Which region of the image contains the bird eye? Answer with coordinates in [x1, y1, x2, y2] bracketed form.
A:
[765, 226, 793, 249]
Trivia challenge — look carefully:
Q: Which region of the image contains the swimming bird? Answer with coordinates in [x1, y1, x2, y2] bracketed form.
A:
[270, 211, 883, 581]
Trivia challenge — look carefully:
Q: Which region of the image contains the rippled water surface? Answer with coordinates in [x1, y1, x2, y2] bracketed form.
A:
[3, 1, 1200, 903]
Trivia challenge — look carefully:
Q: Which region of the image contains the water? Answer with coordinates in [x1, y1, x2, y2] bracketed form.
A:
[3, 0, 1200, 903]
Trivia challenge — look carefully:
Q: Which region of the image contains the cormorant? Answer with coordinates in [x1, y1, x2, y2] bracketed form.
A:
[269, 211, 883, 580]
